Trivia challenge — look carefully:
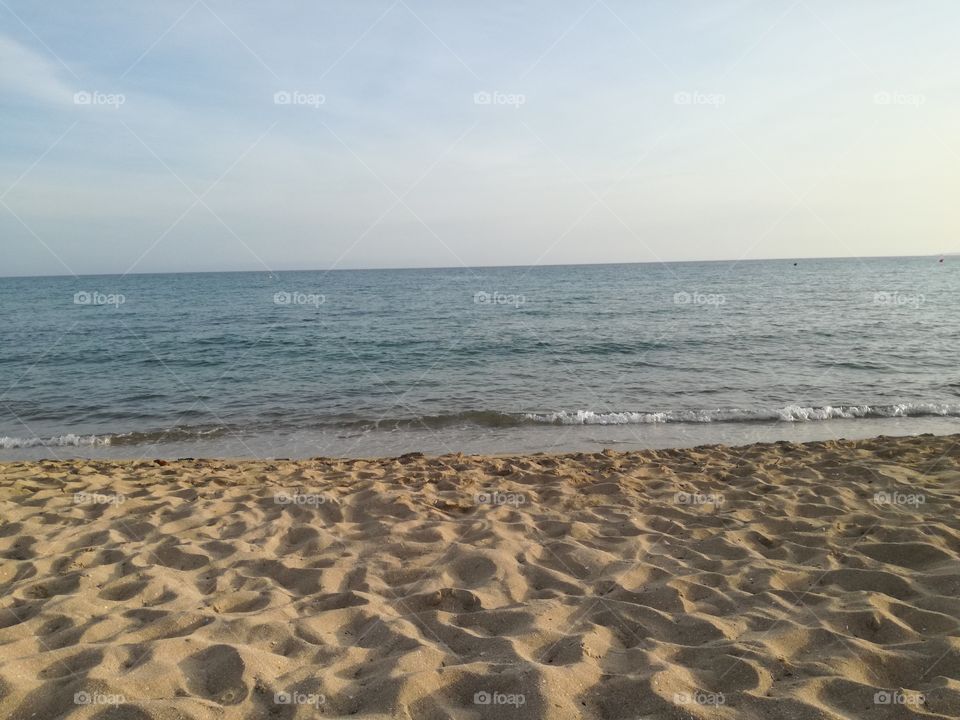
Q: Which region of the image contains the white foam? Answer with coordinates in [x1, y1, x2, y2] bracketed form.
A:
[0, 434, 111, 449]
[524, 403, 960, 425]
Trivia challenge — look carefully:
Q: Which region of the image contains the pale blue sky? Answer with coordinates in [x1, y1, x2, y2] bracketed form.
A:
[1, 0, 957, 276]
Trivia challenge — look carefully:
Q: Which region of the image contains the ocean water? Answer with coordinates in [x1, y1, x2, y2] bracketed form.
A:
[1, 257, 958, 459]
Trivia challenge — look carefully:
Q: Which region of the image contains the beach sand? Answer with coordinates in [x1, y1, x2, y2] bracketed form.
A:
[1, 434, 959, 719]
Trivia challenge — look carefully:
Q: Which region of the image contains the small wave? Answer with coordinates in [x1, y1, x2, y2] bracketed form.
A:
[774, 403, 960, 421]
[347, 411, 521, 431]
[0, 426, 229, 449]
[109, 426, 230, 445]
[3, 403, 958, 451]
[0, 434, 111, 449]
[523, 403, 960, 425]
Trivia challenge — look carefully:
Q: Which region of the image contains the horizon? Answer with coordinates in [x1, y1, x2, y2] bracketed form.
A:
[0, 251, 949, 280]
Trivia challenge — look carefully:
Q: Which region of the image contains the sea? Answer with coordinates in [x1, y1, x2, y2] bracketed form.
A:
[1, 257, 958, 460]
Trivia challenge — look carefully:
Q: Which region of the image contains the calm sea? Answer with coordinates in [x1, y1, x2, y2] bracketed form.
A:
[1, 257, 958, 459]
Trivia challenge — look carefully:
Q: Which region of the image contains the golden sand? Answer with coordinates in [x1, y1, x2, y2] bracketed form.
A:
[2, 434, 960, 718]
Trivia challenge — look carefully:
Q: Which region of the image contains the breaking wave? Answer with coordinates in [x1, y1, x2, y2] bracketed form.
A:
[3, 403, 958, 450]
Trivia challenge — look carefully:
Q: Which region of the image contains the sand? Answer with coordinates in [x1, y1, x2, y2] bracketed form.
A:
[1, 434, 960, 719]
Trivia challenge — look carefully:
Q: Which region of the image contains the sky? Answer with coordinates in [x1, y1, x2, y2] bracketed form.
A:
[1, 0, 958, 277]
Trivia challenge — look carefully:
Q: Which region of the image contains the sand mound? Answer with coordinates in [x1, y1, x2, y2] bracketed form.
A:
[2, 434, 960, 718]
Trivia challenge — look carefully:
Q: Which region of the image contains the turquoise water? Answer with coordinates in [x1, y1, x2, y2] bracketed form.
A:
[1, 257, 958, 458]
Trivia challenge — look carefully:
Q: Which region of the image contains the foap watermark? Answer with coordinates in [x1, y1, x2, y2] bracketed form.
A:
[475, 490, 526, 507]
[673, 291, 725, 306]
[274, 291, 325, 307]
[474, 291, 525, 308]
[473, 91, 525, 108]
[74, 691, 125, 706]
[674, 90, 725, 108]
[74, 491, 126, 506]
[274, 491, 331, 507]
[73, 90, 125, 108]
[874, 491, 925, 507]
[74, 291, 125, 308]
[473, 691, 526, 707]
[674, 691, 725, 706]
[674, 491, 725, 506]
[874, 690, 924, 706]
[873, 291, 924, 309]
[873, 91, 925, 107]
[274, 691, 325, 708]
[274, 90, 326, 108]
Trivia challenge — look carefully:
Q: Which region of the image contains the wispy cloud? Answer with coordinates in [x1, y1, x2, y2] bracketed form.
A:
[0, 34, 76, 105]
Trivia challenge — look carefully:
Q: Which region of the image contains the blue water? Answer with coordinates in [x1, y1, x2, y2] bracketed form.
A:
[2, 257, 958, 459]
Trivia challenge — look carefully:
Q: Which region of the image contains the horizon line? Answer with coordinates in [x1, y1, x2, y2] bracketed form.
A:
[1, 252, 950, 280]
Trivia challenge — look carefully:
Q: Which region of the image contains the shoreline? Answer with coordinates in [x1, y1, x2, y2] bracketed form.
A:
[2, 433, 959, 718]
[4, 415, 960, 463]
[1, 430, 956, 466]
